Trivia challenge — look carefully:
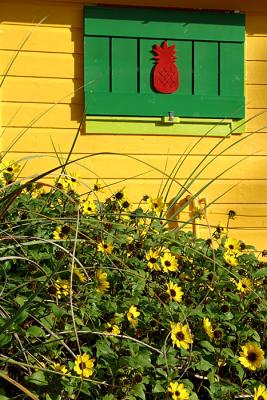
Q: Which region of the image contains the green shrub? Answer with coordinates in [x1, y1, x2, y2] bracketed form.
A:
[0, 161, 266, 400]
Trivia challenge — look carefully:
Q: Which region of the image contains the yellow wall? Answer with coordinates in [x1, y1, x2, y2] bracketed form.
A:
[1, 0, 267, 250]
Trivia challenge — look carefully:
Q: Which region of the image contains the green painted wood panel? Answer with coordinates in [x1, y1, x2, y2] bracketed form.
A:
[112, 38, 137, 93]
[84, 6, 245, 42]
[194, 42, 218, 96]
[220, 42, 244, 97]
[88, 93, 244, 118]
[84, 36, 110, 97]
[84, 6, 245, 119]
[140, 39, 157, 94]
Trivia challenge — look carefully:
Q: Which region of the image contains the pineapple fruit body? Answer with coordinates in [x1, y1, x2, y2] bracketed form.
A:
[152, 41, 179, 94]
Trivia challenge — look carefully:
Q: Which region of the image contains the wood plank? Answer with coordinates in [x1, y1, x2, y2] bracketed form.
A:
[0, 25, 83, 54]
[220, 43, 244, 97]
[87, 92, 244, 118]
[246, 85, 267, 108]
[0, 50, 83, 79]
[84, 6, 245, 41]
[246, 37, 267, 61]
[246, 61, 267, 84]
[194, 42, 218, 96]
[0, 1, 83, 28]
[4, 153, 267, 180]
[246, 13, 267, 35]
[112, 38, 137, 93]
[84, 36, 110, 99]
[2, 102, 83, 129]
[32, 0, 267, 13]
[3, 128, 267, 155]
[1, 76, 83, 104]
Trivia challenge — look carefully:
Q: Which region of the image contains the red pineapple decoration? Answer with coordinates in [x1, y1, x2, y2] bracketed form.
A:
[153, 40, 179, 94]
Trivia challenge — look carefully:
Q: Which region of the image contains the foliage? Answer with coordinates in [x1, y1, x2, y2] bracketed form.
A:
[0, 162, 266, 400]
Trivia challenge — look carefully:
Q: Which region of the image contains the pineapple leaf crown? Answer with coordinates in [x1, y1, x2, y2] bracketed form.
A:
[153, 40, 176, 62]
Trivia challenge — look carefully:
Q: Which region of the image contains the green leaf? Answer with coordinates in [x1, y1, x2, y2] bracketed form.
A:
[0, 395, 10, 400]
[130, 383, 146, 400]
[26, 326, 45, 338]
[27, 371, 48, 386]
[195, 358, 213, 371]
[200, 341, 215, 353]
[190, 393, 199, 400]
[252, 267, 267, 279]
[0, 334, 12, 347]
[153, 382, 165, 393]
[49, 303, 66, 319]
[102, 395, 115, 400]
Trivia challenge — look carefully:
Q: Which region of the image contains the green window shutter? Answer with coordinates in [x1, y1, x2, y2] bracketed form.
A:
[84, 6, 245, 119]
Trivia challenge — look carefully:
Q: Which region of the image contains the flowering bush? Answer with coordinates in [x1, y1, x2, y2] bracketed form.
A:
[0, 161, 266, 400]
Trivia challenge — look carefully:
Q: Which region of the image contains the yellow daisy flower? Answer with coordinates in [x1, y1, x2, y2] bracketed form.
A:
[215, 224, 228, 238]
[254, 385, 267, 400]
[168, 381, 190, 400]
[0, 159, 21, 175]
[52, 363, 69, 375]
[147, 196, 164, 215]
[203, 318, 214, 339]
[113, 188, 126, 202]
[170, 322, 193, 350]
[54, 279, 70, 299]
[127, 305, 140, 327]
[73, 353, 94, 378]
[73, 268, 87, 283]
[53, 225, 70, 240]
[239, 343, 265, 371]
[145, 248, 161, 271]
[93, 179, 104, 192]
[104, 323, 120, 335]
[80, 197, 96, 215]
[160, 252, 178, 273]
[119, 198, 132, 211]
[97, 241, 113, 255]
[55, 175, 69, 191]
[65, 172, 81, 191]
[224, 237, 241, 253]
[96, 270, 110, 293]
[235, 277, 253, 293]
[166, 282, 184, 302]
[224, 251, 239, 267]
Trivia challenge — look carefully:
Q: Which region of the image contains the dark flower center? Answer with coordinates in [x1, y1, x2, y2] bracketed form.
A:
[242, 283, 247, 288]
[122, 201, 130, 208]
[229, 244, 234, 250]
[87, 206, 92, 211]
[176, 332, 184, 340]
[61, 225, 70, 235]
[7, 167, 13, 172]
[71, 177, 76, 182]
[103, 244, 108, 249]
[150, 257, 157, 264]
[106, 326, 113, 333]
[247, 352, 257, 362]
[175, 391, 180, 396]
[170, 289, 176, 297]
[115, 192, 123, 200]
[213, 330, 221, 339]
[258, 396, 264, 400]
[164, 261, 171, 267]
[79, 362, 87, 370]
[153, 203, 158, 208]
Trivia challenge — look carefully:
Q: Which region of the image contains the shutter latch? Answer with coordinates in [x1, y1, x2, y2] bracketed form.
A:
[162, 112, 180, 124]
